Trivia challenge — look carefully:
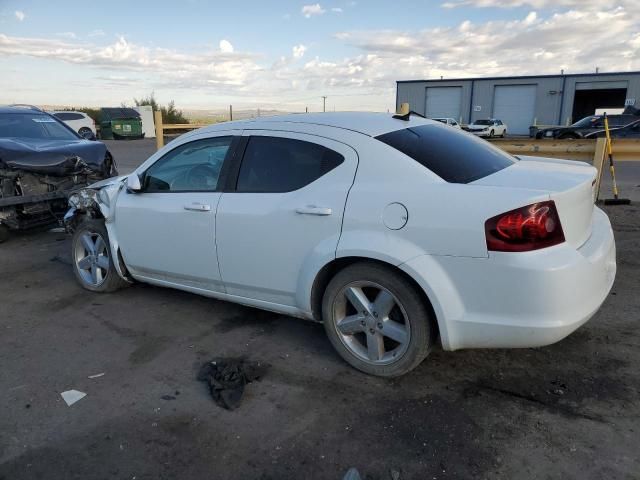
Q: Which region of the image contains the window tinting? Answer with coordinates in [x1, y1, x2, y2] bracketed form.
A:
[55, 112, 84, 121]
[376, 124, 515, 184]
[236, 136, 344, 193]
[143, 136, 232, 192]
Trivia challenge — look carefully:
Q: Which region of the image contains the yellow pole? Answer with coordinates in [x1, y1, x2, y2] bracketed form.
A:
[593, 137, 607, 202]
[154, 110, 164, 150]
[603, 114, 620, 199]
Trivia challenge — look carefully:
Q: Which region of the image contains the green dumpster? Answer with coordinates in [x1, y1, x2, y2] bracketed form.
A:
[99, 108, 144, 140]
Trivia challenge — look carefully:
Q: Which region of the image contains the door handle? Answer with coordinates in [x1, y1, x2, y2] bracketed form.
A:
[295, 205, 332, 216]
[184, 203, 211, 212]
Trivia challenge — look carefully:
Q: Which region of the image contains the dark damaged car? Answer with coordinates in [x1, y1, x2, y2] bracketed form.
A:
[536, 114, 640, 139]
[0, 105, 116, 242]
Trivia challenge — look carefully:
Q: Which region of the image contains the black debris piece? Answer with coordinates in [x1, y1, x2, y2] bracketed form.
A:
[197, 358, 268, 410]
[161, 395, 176, 401]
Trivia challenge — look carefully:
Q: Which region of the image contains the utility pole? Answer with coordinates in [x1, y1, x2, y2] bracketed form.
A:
[321, 96, 327, 113]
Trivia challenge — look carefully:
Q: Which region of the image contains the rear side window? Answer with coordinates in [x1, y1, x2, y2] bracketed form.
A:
[54, 112, 84, 121]
[236, 136, 344, 192]
[376, 124, 515, 183]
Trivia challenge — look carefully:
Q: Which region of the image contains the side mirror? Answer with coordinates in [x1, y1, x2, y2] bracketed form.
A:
[126, 174, 142, 192]
[80, 130, 97, 141]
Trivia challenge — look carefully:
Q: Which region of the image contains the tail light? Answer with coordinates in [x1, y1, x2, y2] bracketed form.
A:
[485, 201, 565, 252]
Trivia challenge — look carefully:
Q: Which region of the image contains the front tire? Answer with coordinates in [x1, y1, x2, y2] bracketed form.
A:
[71, 219, 129, 293]
[489, 129, 495, 138]
[322, 263, 435, 377]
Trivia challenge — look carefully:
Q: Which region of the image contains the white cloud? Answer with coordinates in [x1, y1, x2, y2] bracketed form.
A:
[14, 11, 25, 22]
[331, 7, 343, 13]
[0, 4, 638, 112]
[56, 32, 77, 39]
[302, 4, 325, 17]
[292, 44, 307, 59]
[523, 11, 537, 25]
[219, 39, 234, 53]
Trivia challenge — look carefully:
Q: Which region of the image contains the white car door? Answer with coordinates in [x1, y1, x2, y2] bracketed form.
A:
[215, 130, 358, 307]
[115, 133, 240, 292]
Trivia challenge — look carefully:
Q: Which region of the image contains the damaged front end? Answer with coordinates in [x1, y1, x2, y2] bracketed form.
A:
[65, 175, 132, 282]
[0, 138, 116, 240]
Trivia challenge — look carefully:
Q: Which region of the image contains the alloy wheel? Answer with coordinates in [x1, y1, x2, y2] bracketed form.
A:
[332, 281, 411, 365]
[74, 231, 110, 287]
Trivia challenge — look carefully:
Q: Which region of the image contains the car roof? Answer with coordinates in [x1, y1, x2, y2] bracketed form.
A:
[199, 112, 435, 137]
[0, 105, 50, 115]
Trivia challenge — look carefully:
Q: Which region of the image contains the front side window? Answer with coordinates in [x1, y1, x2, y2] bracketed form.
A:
[236, 136, 344, 193]
[376, 124, 515, 184]
[143, 137, 232, 192]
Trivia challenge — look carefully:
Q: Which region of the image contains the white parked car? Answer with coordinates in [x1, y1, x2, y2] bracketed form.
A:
[65, 113, 616, 377]
[466, 118, 507, 137]
[431, 117, 461, 129]
[52, 111, 96, 138]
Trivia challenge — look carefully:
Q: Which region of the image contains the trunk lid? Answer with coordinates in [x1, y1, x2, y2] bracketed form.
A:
[473, 157, 597, 249]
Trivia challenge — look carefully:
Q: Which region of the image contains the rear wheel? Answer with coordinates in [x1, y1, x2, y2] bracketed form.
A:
[322, 263, 435, 377]
[71, 219, 129, 293]
[501, 129, 506, 138]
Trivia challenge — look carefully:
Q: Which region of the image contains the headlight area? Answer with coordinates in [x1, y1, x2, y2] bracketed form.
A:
[65, 189, 101, 232]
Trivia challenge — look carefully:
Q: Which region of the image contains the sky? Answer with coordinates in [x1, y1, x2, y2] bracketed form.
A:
[0, 0, 639, 113]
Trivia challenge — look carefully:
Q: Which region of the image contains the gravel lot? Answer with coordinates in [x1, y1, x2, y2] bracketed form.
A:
[1, 138, 639, 479]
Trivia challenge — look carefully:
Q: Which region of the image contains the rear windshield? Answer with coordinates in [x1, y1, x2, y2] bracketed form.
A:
[375, 124, 515, 183]
[0, 113, 78, 140]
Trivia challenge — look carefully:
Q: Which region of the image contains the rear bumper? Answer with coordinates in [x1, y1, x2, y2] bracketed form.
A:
[403, 207, 616, 350]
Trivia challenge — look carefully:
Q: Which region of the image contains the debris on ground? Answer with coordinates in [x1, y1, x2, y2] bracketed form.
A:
[342, 467, 362, 480]
[197, 358, 268, 410]
[88, 372, 105, 379]
[60, 389, 87, 406]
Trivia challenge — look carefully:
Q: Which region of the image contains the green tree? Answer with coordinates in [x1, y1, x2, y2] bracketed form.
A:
[133, 92, 188, 124]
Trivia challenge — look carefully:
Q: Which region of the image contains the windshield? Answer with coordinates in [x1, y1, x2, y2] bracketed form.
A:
[376, 123, 515, 183]
[473, 120, 492, 126]
[0, 113, 79, 140]
[571, 116, 601, 128]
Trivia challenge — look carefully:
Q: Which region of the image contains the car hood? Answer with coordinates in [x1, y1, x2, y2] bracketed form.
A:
[0, 137, 108, 176]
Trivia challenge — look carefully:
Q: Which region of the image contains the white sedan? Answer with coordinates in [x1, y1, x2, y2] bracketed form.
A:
[65, 113, 616, 377]
[466, 118, 507, 137]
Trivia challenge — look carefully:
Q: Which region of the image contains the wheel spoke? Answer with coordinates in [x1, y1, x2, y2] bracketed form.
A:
[381, 319, 408, 344]
[337, 314, 364, 335]
[81, 234, 95, 255]
[373, 289, 396, 319]
[90, 265, 99, 284]
[94, 235, 105, 254]
[345, 287, 371, 314]
[77, 256, 92, 270]
[366, 332, 385, 361]
[96, 255, 110, 270]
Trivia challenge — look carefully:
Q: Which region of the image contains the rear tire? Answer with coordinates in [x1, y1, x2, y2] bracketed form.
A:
[322, 262, 435, 377]
[501, 129, 506, 138]
[71, 219, 129, 293]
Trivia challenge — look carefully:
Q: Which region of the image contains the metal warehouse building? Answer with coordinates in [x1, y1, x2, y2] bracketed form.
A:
[396, 71, 640, 135]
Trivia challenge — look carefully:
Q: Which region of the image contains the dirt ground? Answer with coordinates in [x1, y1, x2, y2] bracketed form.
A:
[0, 140, 639, 479]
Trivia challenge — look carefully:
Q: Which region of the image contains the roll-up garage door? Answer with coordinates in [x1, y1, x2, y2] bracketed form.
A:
[425, 87, 462, 120]
[493, 85, 536, 135]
